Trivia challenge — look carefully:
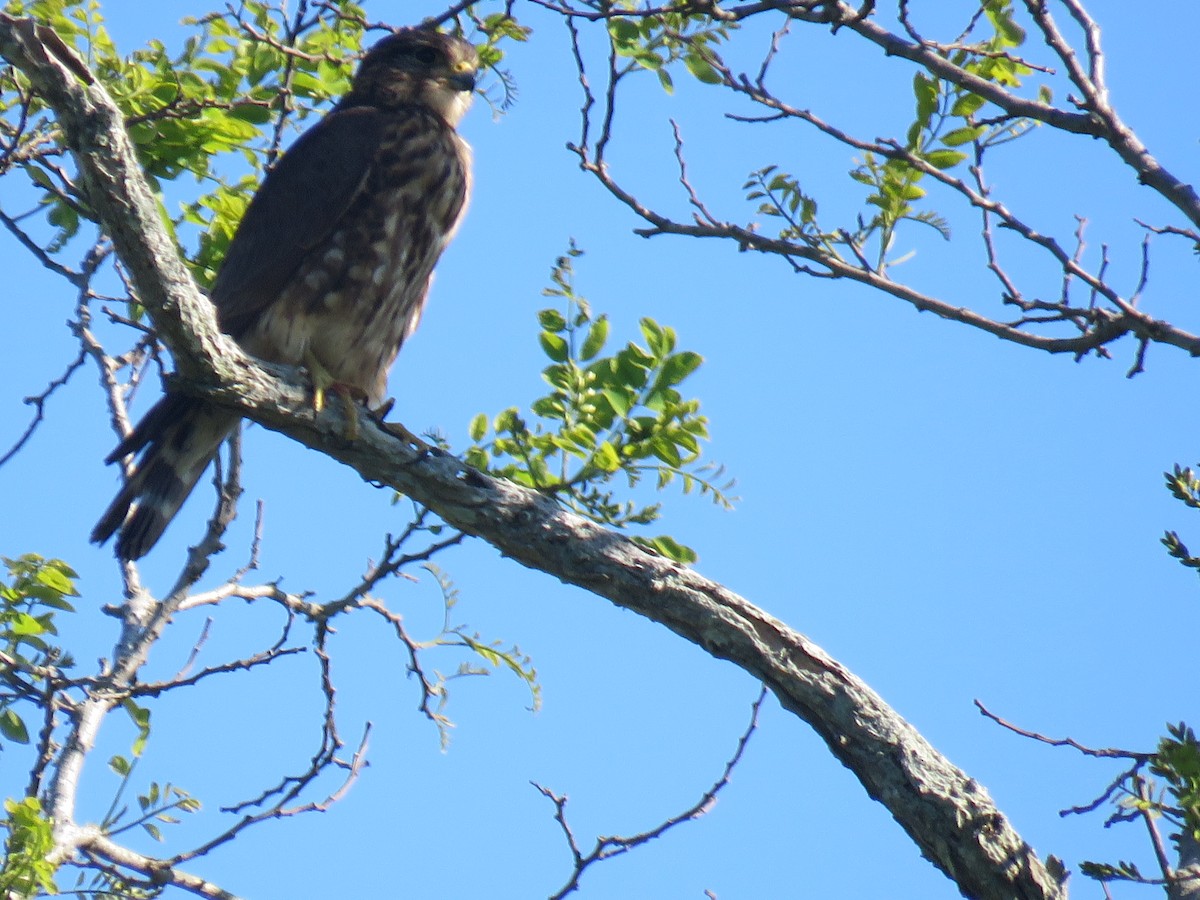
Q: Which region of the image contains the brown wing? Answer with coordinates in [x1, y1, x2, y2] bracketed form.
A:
[212, 104, 385, 339]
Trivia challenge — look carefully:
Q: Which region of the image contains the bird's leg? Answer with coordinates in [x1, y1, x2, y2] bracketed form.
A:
[381, 419, 431, 452]
[304, 349, 335, 414]
[370, 399, 434, 454]
[304, 350, 362, 440]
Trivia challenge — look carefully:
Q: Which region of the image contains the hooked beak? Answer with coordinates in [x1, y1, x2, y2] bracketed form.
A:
[448, 64, 477, 93]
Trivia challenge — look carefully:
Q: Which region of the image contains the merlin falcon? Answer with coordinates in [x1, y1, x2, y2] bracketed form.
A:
[93, 28, 478, 560]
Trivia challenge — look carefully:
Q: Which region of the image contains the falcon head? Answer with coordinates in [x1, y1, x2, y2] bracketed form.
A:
[351, 29, 479, 125]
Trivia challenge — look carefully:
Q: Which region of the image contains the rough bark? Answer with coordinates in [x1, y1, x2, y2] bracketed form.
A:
[1172, 830, 1200, 900]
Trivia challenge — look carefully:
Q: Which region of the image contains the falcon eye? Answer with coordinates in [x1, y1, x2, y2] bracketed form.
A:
[408, 46, 441, 66]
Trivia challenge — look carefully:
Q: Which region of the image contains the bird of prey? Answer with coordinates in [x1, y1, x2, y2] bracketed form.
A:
[92, 28, 478, 560]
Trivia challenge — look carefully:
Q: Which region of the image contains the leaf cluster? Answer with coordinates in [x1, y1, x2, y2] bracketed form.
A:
[1077, 723, 1200, 887]
[1078, 857, 1149, 885]
[415, 562, 540, 745]
[743, 165, 835, 250]
[741, 0, 1050, 273]
[606, 5, 734, 93]
[1152, 723, 1200, 846]
[104, 753, 201, 844]
[845, 2, 1037, 267]
[0, 553, 77, 748]
[0, 796, 56, 896]
[470, 12, 531, 114]
[465, 245, 733, 563]
[2, 0, 370, 283]
[1162, 465, 1200, 573]
[172, 3, 370, 285]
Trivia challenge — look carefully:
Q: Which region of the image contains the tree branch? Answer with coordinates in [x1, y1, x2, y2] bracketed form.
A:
[84, 832, 242, 900]
[558, 2, 1200, 369]
[1019, 0, 1200, 227]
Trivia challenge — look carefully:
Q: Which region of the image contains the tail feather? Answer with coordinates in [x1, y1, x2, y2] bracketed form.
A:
[92, 396, 238, 560]
[103, 393, 198, 464]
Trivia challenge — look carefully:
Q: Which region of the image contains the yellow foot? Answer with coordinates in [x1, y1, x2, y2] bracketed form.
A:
[304, 349, 334, 413]
[379, 418, 432, 453]
[371, 398, 438, 453]
[304, 351, 363, 440]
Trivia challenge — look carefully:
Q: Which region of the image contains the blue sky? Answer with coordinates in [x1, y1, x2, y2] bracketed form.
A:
[3, 1, 1198, 897]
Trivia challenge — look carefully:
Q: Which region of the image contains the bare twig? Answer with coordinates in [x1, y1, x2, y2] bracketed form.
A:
[1136, 775, 1177, 884]
[0, 205, 86, 283]
[1059, 762, 1144, 818]
[669, 119, 719, 226]
[541, 687, 767, 898]
[131, 644, 306, 697]
[0, 345, 86, 467]
[975, 700, 1148, 761]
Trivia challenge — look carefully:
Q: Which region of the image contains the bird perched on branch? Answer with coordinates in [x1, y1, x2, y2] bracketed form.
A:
[93, 27, 479, 560]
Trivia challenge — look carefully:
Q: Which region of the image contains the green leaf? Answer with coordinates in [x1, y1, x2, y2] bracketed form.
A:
[602, 387, 634, 418]
[227, 102, 272, 124]
[642, 535, 698, 564]
[640, 318, 675, 358]
[537, 308, 567, 332]
[635, 50, 664, 71]
[0, 796, 56, 893]
[35, 564, 77, 596]
[32, 592, 75, 613]
[941, 125, 985, 147]
[659, 351, 703, 388]
[9, 612, 45, 637]
[493, 408, 519, 433]
[23, 165, 56, 191]
[913, 72, 938, 124]
[684, 53, 722, 85]
[531, 396, 566, 420]
[950, 93, 985, 118]
[593, 442, 621, 473]
[469, 247, 732, 536]
[607, 17, 640, 48]
[923, 149, 968, 169]
[468, 413, 488, 442]
[651, 437, 683, 467]
[0, 708, 30, 744]
[986, 5, 1027, 47]
[538, 331, 569, 362]
[580, 315, 609, 361]
[122, 699, 151, 757]
[463, 447, 489, 469]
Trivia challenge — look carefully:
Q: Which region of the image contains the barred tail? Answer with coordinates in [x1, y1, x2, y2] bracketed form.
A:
[91, 395, 239, 560]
